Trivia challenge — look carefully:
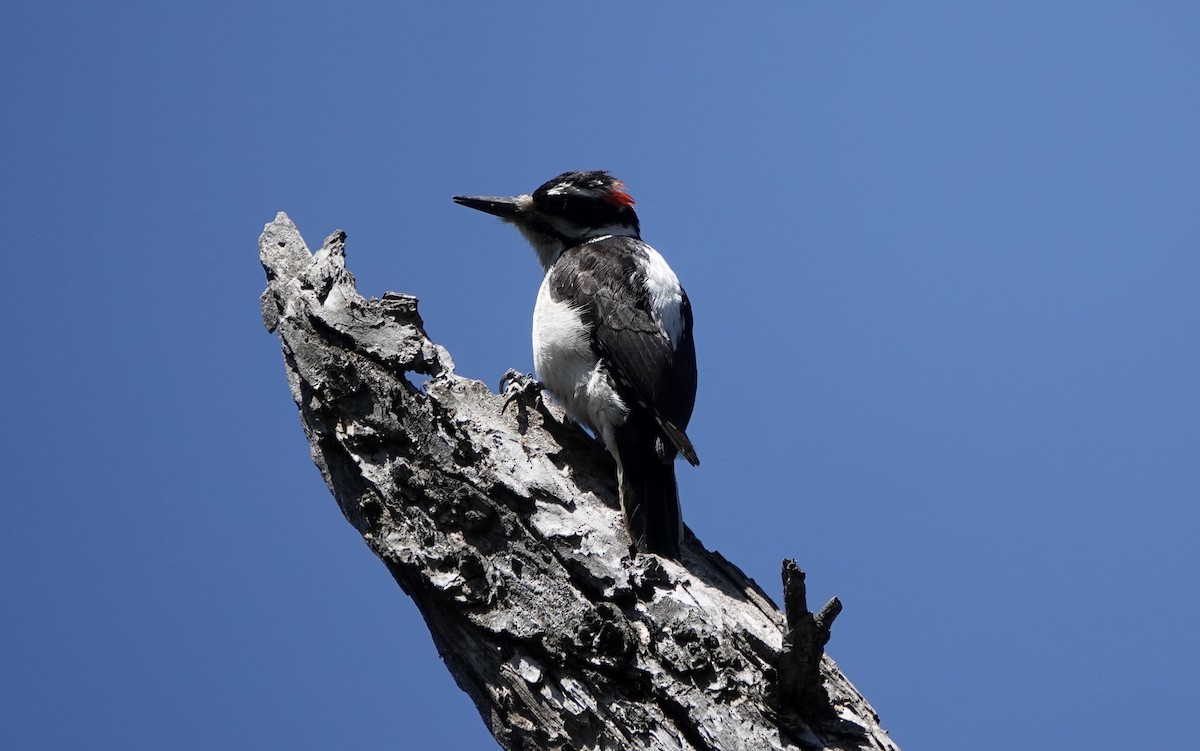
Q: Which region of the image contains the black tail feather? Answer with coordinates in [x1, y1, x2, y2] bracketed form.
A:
[614, 415, 683, 559]
[660, 419, 699, 466]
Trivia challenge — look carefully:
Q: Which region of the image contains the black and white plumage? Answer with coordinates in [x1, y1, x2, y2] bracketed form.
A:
[454, 171, 698, 559]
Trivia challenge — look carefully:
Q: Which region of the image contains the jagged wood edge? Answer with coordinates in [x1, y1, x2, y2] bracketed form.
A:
[258, 212, 899, 751]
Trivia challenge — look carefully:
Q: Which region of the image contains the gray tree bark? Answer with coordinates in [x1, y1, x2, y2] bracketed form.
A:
[258, 213, 900, 751]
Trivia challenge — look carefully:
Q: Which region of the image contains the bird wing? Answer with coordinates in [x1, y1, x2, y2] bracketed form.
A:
[548, 236, 699, 465]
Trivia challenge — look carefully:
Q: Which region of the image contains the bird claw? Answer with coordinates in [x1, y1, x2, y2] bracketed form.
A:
[499, 369, 545, 414]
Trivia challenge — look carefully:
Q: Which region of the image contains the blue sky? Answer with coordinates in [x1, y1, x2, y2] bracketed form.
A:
[2, 3, 1197, 749]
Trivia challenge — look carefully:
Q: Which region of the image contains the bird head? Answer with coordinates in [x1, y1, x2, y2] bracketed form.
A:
[454, 171, 641, 270]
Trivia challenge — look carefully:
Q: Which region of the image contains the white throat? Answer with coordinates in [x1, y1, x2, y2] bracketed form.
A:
[519, 224, 639, 273]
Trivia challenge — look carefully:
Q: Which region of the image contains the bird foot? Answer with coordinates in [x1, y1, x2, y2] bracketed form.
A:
[499, 369, 545, 414]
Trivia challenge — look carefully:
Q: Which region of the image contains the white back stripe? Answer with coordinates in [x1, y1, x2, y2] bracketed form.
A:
[641, 246, 684, 347]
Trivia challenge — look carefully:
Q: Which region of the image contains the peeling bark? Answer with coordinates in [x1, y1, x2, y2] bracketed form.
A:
[258, 213, 899, 751]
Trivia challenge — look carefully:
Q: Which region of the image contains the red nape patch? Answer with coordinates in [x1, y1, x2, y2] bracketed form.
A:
[603, 182, 636, 208]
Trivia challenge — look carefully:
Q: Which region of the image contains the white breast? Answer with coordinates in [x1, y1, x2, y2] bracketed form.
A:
[532, 274, 628, 453]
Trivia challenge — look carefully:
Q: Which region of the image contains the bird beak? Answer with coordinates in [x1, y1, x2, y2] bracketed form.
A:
[452, 195, 524, 220]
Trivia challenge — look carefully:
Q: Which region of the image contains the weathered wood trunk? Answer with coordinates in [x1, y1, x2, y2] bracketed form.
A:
[258, 213, 899, 751]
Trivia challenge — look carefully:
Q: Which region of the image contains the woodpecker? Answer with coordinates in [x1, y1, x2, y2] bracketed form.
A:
[454, 171, 698, 559]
